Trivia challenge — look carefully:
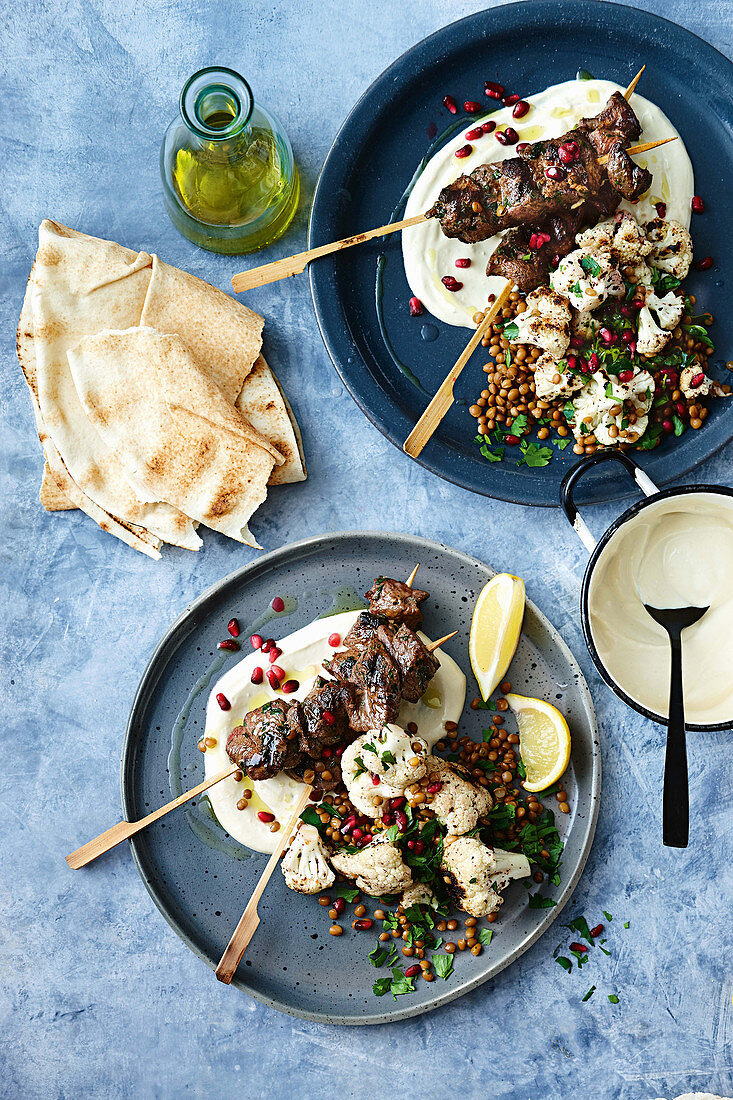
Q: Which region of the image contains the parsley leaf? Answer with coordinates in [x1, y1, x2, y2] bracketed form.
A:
[528, 893, 556, 909]
[603, 911, 613, 922]
[381, 750, 396, 767]
[608, 993, 620, 1004]
[502, 321, 519, 340]
[565, 915, 594, 945]
[580, 254, 602, 277]
[517, 441, 554, 468]
[433, 953, 454, 980]
[369, 944, 391, 968]
[478, 928, 494, 947]
[555, 955, 572, 972]
[582, 985, 596, 1002]
[336, 885, 360, 902]
[672, 413, 686, 437]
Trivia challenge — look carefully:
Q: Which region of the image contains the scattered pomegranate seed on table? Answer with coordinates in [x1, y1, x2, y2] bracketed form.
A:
[484, 81, 504, 99]
[442, 94, 457, 114]
[463, 100, 482, 113]
[455, 144, 473, 158]
[250, 666, 263, 685]
[505, 434, 520, 445]
[570, 942, 587, 953]
[271, 596, 285, 613]
[590, 924, 604, 938]
[455, 257, 471, 268]
[353, 919, 373, 931]
[215, 692, 230, 711]
[408, 296, 423, 316]
[404, 964, 421, 978]
[512, 100, 530, 118]
[227, 618, 240, 637]
[218, 639, 239, 651]
[691, 195, 705, 212]
[503, 93, 520, 106]
[693, 256, 713, 270]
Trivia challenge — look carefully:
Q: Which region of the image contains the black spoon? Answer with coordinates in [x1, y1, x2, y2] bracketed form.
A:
[643, 603, 709, 848]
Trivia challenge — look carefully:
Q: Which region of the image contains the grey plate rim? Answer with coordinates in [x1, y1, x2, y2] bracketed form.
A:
[121, 530, 601, 1025]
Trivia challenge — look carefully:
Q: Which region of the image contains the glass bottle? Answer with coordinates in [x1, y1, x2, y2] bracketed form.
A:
[160, 66, 300, 254]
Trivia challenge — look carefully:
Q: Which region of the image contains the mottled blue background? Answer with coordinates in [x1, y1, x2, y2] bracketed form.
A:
[1, 1, 731, 1097]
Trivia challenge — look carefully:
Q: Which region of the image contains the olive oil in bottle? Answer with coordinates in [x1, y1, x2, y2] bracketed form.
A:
[161, 67, 299, 254]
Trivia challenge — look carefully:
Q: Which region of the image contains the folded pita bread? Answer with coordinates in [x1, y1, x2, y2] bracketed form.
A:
[68, 328, 278, 547]
[236, 355, 306, 485]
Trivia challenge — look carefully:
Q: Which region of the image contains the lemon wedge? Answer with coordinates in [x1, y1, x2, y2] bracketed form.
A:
[469, 573, 525, 701]
[505, 693, 571, 793]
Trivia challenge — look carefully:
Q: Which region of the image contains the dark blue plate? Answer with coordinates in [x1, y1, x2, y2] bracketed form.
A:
[309, 1, 733, 506]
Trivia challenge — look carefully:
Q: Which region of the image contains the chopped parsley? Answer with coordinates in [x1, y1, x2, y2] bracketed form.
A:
[502, 321, 519, 340]
[373, 966, 416, 998]
[381, 750, 396, 767]
[528, 893, 556, 909]
[608, 993, 620, 1004]
[582, 985, 596, 1002]
[433, 953, 454, 980]
[516, 440, 553, 467]
[580, 254, 602, 277]
[478, 928, 494, 947]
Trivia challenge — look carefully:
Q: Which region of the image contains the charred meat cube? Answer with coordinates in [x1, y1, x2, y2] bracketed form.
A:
[365, 577, 429, 630]
[346, 637, 402, 732]
[297, 676, 353, 754]
[377, 622, 439, 703]
[341, 612, 386, 652]
[578, 91, 642, 146]
[226, 699, 298, 781]
[604, 141, 652, 201]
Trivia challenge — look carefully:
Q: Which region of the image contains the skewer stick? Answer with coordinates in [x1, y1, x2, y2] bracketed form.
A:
[624, 66, 645, 99]
[215, 784, 314, 984]
[405, 564, 420, 589]
[231, 213, 426, 292]
[403, 282, 513, 459]
[426, 631, 458, 654]
[599, 136, 675, 164]
[65, 763, 239, 869]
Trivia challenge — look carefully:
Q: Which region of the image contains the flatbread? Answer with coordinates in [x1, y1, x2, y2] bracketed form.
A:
[40, 462, 76, 511]
[30, 221, 202, 550]
[68, 328, 278, 547]
[236, 355, 306, 485]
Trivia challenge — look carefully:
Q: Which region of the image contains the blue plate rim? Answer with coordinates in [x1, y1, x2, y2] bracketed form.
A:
[308, 0, 733, 507]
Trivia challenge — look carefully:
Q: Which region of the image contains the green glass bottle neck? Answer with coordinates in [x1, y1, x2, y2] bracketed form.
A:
[179, 66, 254, 142]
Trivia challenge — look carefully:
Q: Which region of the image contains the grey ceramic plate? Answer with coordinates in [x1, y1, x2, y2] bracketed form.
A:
[122, 532, 600, 1023]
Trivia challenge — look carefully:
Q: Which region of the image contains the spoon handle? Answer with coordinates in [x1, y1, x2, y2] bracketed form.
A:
[663, 634, 689, 848]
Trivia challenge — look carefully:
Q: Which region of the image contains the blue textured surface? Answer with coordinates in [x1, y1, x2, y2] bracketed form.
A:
[1, 1, 731, 1097]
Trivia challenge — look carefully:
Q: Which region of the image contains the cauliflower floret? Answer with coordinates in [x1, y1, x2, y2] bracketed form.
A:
[330, 833, 412, 896]
[281, 823, 335, 895]
[644, 218, 693, 279]
[341, 724, 428, 819]
[623, 259, 654, 289]
[570, 309, 600, 342]
[637, 306, 672, 356]
[551, 246, 624, 313]
[577, 211, 652, 264]
[647, 290, 685, 331]
[569, 369, 654, 446]
[400, 881, 438, 910]
[680, 364, 713, 399]
[441, 837, 531, 918]
[423, 756, 493, 836]
[575, 220, 615, 252]
[532, 352, 584, 400]
[511, 286, 571, 358]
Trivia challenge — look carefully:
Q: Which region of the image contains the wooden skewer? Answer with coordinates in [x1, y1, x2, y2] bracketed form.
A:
[624, 66, 645, 99]
[65, 762, 239, 869]
[599, 136, 675, 164]
[403, 282, 513, 458]
[426, 631, 458, 653]
[405, 564, 420, 588]
[215, 784, 313, 984]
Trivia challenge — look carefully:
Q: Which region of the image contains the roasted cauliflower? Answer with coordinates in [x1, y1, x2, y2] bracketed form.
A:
[400, 881, 439, 910]
[532, 352, 584, 401]
[441, 836, 531, 918]
[577, 211, 652, 264]
[511, 286, 572, 358]
[423, 756, 493, 835]
[281, 823, 335, 895]
[644, 218, 693, 279]
[341, 724, 428, 819]
[550, 246, 624, 313]
[330, 833, 413, 896]
[680, 364, 713, 399]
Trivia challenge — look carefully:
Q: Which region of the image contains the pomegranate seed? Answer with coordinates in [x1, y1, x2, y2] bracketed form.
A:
[512, 100, 529, 119]
[628, 340, 637, 357]
[281, 679, 299, 694]
[588, 352, 599, 371]
[516, 141, 530, 153]
[353, 919, 373, 931]
[266, 669, 281, 690]
[619, 369, 634, 383]
[404, 964, 420, 978]
[558, 147, 575, 165]
[481, 120, 496, 134]
[340, 817, 355, 834]
[655, 201, 667, 218]
[484, 81, 504, 99]
[631, 299, 645, 311]
[335, 745, 344, 756]
[257, 811, 275, 824]
[409, 296, 423, 317]
[529, 232, 538, 249]
[218, 639, 240, 651]
[443, 94, 457, 114]
[390, 796, 406, 809]
[362, 834, 372, 844]
[503, 93, 520, 106]
[691, 195, 705, 213]
[261, 638, 273, 653]
[394, 810, 408, 832]
[463, 100, 482, 113]
[570, 942, 587, 954]
[570, 336, 584, 348]
[427, 782, 443, 794]
[268, 646, 282, 663]
[322, 747, 332, 758]
[600, 327, 616, 344]
[250, 633, 263, 649]
[270, 664, 285, 680]
[621, 329, 635, 344]
[271, 596, 285, 613]
[505, 434, 520, 445]
[441, 275, 463, 291]
[465, 127, 484, 140]
[227, 618, 240, 637]
[455, 257, 471, 268]
[496, 127, 518, 145]
[322, 709, 335, 726]
[326, 634, 341, 651]
[676, 401, 686, 417]
[590, 924, 604, 938]
[579, 358, 590, 375]
[371, 773, 380, 786]
[414, 840, 424, 855]
[215, 692, 231, 711]
[691, 372, 706, 387]
[250, 666, 264, 685]
[619, 304, 633, 317]
[352, 828, 363, 841]
[407, 839, 415, 849]
[567, 356, 578, 371]
[333, 897, 345, 914]
[381, 812, 392, 825]
[693, 256, 713, 270]
[545, 165, 566, 181]
[455, 144, 473, 158]
[662, 419, 674, 433]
